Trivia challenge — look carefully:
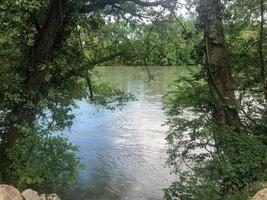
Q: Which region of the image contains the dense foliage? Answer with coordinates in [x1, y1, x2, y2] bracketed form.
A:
[164, 0, 267, 199]
[9, 123, 81, 192]
[164, 73, 267, 199]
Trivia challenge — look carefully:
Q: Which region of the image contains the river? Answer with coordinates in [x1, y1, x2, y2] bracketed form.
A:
[62, 66, 182, 200]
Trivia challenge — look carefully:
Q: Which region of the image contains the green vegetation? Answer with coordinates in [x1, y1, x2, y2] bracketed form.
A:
[164, 0, 267, 199]
[0, 0, 266, 199]
[9, 123, 81, 191]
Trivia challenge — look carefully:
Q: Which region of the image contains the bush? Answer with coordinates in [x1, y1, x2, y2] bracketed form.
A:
[8, 123, 82, 193]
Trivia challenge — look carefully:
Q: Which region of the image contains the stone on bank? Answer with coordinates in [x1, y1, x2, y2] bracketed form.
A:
[0, 185, 60, 200]
[252, 188, 267, 200]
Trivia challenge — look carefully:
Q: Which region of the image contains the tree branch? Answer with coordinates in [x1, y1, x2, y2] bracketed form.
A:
[128, 0, 173, 7]
[89, 52, 124, 66]
[63, 52, 124, 80]
[82, 0, 174, 13]
[81, 76, 94, 102]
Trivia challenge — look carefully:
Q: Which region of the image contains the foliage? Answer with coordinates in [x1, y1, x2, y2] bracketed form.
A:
[112, 15, 196, 66]
[164, 68, 267, 199]
[8, 123, 82, 192]
[164, 0, 267, 198]
[92, 81, 136, 109]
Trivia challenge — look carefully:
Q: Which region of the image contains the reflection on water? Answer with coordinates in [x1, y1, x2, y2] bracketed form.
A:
[62, 66, 184, 200]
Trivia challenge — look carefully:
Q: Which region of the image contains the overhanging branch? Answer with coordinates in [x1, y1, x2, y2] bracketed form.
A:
[88, 52, 123, 66]
[63, 52, 124, 80]
[82, 0, 175, 13]
[127, 0, 173, 7]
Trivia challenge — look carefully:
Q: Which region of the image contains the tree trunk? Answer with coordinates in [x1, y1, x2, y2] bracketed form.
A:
[259, 0, 266, 103]
[0, 0, 68, 182]
[201, 0, 241, 132]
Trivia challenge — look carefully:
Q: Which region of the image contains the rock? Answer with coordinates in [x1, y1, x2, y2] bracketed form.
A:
[0, 185, 60, 200]
[252, 188, 267, 200]
[39, 194, 46, 200]
[21, 189, 40, 200]
[0, 185, 23, 200]
[47, 194, 61, 200]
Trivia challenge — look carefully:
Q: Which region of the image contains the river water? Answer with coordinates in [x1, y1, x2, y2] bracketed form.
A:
[62, 66, 181, 200]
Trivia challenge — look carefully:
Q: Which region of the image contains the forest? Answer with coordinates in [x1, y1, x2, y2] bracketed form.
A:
[0, 0, 266, 199]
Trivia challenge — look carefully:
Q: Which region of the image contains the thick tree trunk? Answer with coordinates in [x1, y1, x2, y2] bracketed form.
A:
[4, 0, 68, 146]
[201, 0, 241, 131]
[0, 0, 68, 182]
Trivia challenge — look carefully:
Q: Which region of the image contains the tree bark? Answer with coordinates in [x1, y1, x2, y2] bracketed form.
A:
[201, 0, 241, 132]
[5, 0, 67, 146]
[259, 0, 266, 103]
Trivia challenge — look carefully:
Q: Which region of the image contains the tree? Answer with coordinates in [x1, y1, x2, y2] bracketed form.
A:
[200, 0, 241, 132]
[165, 0, 267, 199]
[259, 0, 266, 102]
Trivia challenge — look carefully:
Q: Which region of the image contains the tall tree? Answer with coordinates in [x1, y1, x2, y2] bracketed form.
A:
[3, 0, 68, 149]
[259, 0, 266, 103]
[165, 1, 267, 199]
[201, 0, 241, 131]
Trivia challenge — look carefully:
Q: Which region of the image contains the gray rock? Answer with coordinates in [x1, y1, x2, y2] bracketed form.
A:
[0, 185, 60, 200]
[252, 188, 267, 200]
[0, 185, 23, 200]
[39, 194, 46, 200]
[21, 189, 40, 200]
[47, 193, 61, 200]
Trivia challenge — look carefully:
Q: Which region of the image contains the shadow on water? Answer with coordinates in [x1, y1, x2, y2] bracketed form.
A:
[61, 66, 189, 200]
